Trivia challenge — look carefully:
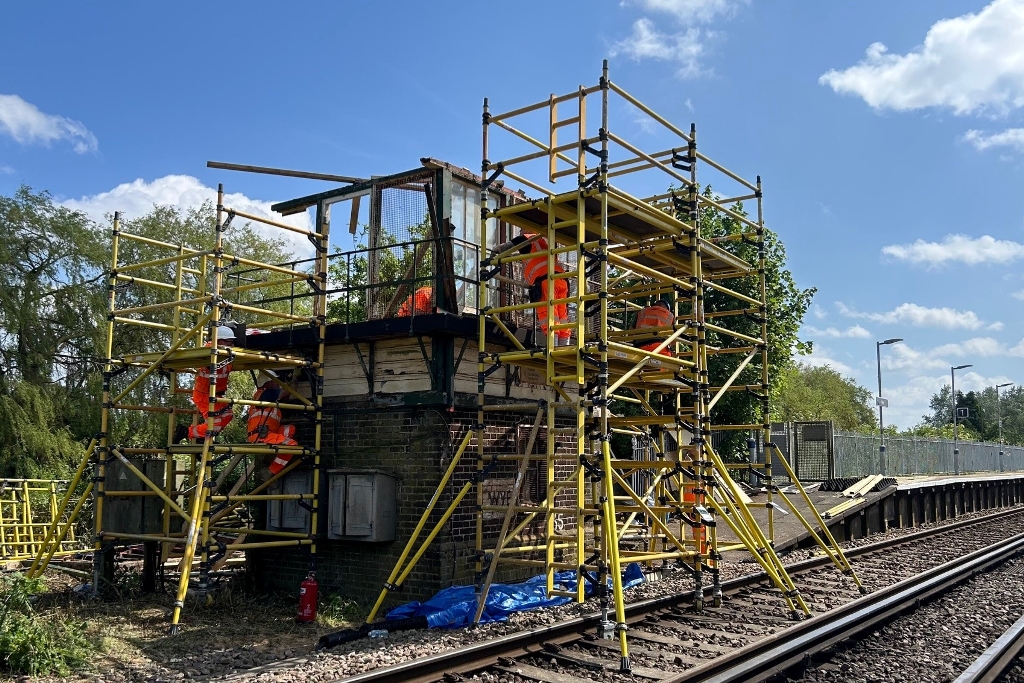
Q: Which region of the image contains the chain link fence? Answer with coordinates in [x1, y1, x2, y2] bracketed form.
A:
[833, 431, 1024, 477]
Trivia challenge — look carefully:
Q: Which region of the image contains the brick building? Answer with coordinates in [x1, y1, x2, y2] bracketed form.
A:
[246, 160, 580, 605]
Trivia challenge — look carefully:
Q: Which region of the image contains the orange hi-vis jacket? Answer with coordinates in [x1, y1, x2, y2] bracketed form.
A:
[635, 303, 675, 356]
[247, 382, 298, 474]
[247, 384, 284, 441]
[522, 236, 564, 286]
[188, 349, 233, 439]
[191, 358, 232, 417]
[397, 287, 433, 316]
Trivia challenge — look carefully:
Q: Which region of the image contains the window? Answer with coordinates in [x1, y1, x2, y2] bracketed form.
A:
[450, 180, 498, 311]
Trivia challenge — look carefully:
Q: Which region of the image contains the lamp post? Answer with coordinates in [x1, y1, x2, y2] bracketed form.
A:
[997, 382, 1013, 473]
[876, 338, 903, 474]
[952, 364, 973, 476]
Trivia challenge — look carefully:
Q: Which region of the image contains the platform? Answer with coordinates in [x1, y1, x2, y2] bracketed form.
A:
[717, 473, 1024, 555]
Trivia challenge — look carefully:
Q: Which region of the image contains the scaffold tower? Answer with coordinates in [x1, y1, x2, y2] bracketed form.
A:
[29, 184, 329, 634]
[370, 61, 861, 672]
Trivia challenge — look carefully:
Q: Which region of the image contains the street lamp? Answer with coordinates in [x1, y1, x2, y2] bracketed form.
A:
[876, 338, 903, 474]
[952, 364, 973, 476]
[997, 382, 1014, 473]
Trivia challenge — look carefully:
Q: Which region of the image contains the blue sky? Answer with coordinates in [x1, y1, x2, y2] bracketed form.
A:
[3, 0, 1024, 428]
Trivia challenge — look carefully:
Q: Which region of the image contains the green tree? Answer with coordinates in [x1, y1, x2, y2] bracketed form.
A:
[610, 187, 815, 458]
[691, 187, 816, 456]
[0, 187, 106, 477]
[326, 220, 434, 323]
[108, 202, 297, 447]
[772, 363, 876, 432]
[0, 188, 304, 476]
[902, 422, 982, 441]
[916, 383, 1024, 444]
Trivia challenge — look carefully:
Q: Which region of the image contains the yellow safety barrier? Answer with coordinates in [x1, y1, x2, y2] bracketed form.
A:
[0, 479, 80, 562]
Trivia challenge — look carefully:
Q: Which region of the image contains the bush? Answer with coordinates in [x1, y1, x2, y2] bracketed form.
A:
[0, 574, 94, 676]
[317, 592, 362, 627]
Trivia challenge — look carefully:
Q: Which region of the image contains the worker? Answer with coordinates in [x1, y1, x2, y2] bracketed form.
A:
[247, 370, 298, 475]
[397, 286, 433, 317]
[185, 325, 236, 440]
[633, 300, 674, 356]
[492, 232, 570, 345]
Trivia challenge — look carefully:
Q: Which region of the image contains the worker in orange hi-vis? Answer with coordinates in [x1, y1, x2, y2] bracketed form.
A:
[184, 325, 236, 441]
[633, 300, 675, 357]
[397, 286, 433, 317]
[246, 370, 299, 475]
[492, 232, 570, 346]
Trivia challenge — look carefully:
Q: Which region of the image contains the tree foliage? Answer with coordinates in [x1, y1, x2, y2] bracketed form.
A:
[611, 187, 816, 458]
[0, 187, 299, 476]
[0, 188, 106, 477]
[917, 383, 1023, 444]
[772, 363, 876, 432]
[109, 202, 297, 446]
[326, 220, 434, 323]
[692, 187, 816, 455]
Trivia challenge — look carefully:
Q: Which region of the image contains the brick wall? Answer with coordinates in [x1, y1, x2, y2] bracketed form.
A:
[251, 397, 582, 613]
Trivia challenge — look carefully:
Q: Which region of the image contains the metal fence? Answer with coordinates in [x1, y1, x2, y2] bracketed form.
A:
[833, 431, 1024, 478]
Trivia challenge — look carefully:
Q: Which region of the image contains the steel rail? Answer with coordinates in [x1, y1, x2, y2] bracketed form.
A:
[664, 531, 1024, 683]
[331, 506, 1024, 683]
[954, 612, 1024, 683]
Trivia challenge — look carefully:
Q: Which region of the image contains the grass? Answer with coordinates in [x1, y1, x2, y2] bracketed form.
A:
[0, 573, 95, 676]
[317, 592, 364, 628]
[13, 569, 366, 681]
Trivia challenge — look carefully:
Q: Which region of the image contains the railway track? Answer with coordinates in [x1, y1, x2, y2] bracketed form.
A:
[955, 612, 1024, 683]
[325, 506, 1024, 683]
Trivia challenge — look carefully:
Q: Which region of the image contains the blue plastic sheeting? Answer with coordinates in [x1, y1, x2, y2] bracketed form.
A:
[386, 563, 645, 629]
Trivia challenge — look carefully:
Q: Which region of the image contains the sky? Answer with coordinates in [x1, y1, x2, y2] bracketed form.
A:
[3, 0, 1024, 428]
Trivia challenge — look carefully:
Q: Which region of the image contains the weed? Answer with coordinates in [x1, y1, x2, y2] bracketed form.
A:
[317, 593, 362, 627]
[0, 573, 96, 676]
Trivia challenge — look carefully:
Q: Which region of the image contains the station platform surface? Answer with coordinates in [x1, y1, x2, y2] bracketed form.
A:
[713, 472, 1024, 554]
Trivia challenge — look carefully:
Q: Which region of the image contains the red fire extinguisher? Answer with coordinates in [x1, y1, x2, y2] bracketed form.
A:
[297, 572, 318, 623]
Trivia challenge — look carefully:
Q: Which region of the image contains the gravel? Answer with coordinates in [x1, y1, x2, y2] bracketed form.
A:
[793, 555, 1024, 683]
[47, 505, 1024, 683]
[204, 506, 1024, 683]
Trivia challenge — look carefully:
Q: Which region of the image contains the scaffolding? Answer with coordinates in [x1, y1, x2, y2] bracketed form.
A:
[29, 185, 330, 633]
[0, 479, 78, 562]
[370, 62, 860, 672]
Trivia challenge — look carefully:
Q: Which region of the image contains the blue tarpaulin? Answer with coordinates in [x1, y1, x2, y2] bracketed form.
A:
[386, 563, 645, 628]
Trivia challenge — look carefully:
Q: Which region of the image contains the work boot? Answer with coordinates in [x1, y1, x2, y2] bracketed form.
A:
[172, 424, 189, 444]
[514, 327, 534, 347]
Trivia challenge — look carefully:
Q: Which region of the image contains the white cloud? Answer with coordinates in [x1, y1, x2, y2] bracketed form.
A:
[884, 371, 1013, 429]
[881, 235, 1024, 267]
[1013, 289, 1024, 300]
[612, 0, 750, 78]
[633, 111, 658, 134]
[64, 175, 314, 257]
[801, 347, 854, 376]
[879, 337, 1014, 373]
[0, 164, 13, 174]
[837, 302, 985, 330]
[880, 343, 950, 372]
[963, 128, 1024, 152]
[0, 93, 97, 153]
[819, 0, 1024, 115]
[931, 337, 1008, 358]
[988, 321, 1005, 331]
[684, 97, 695, 113]
[610, 19, 707, 78]
[627, 0, 748, 23]
[811, 305, 828, 320]
[883, 375, 949, 428]
[805, 325, 872, 339]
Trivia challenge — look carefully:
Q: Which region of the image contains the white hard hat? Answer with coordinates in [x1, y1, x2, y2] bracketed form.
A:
[256, 369, 278, 384]
[216, 325, 235, 342]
